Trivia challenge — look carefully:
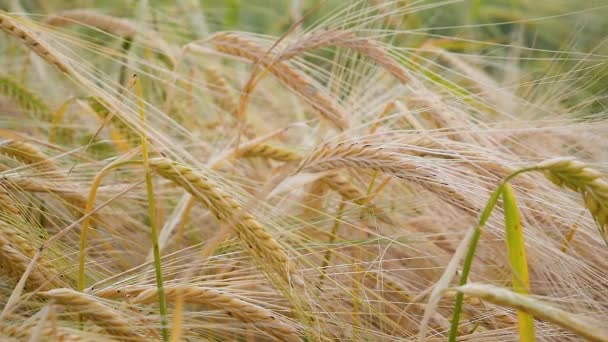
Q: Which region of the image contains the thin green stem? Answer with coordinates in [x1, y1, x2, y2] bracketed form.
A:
[134, 76, 169, 341]
[447, 167, 536, 341]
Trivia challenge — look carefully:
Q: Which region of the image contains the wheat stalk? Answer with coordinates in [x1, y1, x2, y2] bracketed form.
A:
[42, 288, 148, 341]
[0, 13, 71, 74]
[207, 32, 348, 130]
[450, 283, 608, 342]
[148, 157, 297, 283]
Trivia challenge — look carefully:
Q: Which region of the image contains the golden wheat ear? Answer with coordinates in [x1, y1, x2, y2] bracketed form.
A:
[0, 13, 71, 74]
[148, 157, 298, 283]
[41, 288, 149, 341]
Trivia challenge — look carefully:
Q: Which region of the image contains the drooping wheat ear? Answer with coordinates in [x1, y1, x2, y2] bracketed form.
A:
[148, 157, 296, 282]
[0, 13, 71, 74]
[0, 76, 51, 120]
[207, 32, 348, 130]
[0, 219, 54, 270]
[0, 323, 84, 342]
[98, 285, 300, 342]
[0, 233, 61, 290]
[239, 142, 302, 162]
[42, 288, 147, 341]
[535, 157, 608, 243]
[280, 29, 410, 83]
[43, 9, 175, 68]
[44, 9, 137, 38]
[450, 283, 608, 342]
[0, 140, 56, 171]
[322, 172, 392, 224]
[296, 141, 407, 175]
[297, 141, 477, 211]
[203, 66, 238, 117]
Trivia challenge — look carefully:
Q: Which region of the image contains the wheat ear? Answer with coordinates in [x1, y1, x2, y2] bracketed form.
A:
[0, 13, 71, 74]
[0, 140, 56, 171]
[44, 9, 137, 38]
[280, 29, 410, 83]
[203, 66, 238, 117]
[536, 157, 608, 243]
[0, 323, 84, 342]
[96, 285, 299, 342]
[148, 157, 296, 282]
[0, 233, 60, 290]
[42, 288, 148, 341]
[207, 32, 348, 130]
[239, 142, 302, 162]
[451, 283, 608, 342]
[297, 141, 477, 211]
[0, 76, 51, 120]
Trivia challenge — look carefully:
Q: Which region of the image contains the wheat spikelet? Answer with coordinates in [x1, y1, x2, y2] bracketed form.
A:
[96, 285, 299, 342]
[42, 288, 147, 341]
[0, 13, 71, 74]
[203, 66, 238, 117]
[207, 32, 348, 130]
[0, 140, 56, 171]
[148, 157, 296, 282]
[239, 142, 302, 162]
[536, 157, 608, 242]
[44, 9, 137, 38]
[0, 76, 51, 120]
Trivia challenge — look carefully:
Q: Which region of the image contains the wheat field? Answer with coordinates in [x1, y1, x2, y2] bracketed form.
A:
[0, 0, 607, 341]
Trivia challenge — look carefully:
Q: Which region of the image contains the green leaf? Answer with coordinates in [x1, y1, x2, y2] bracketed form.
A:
[502, 182, 536, 342]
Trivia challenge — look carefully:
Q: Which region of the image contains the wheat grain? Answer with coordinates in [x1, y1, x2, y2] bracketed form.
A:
[148, 157, 296, 282]
[0, 13, 71, 74]
[42, 288, 148, 341]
